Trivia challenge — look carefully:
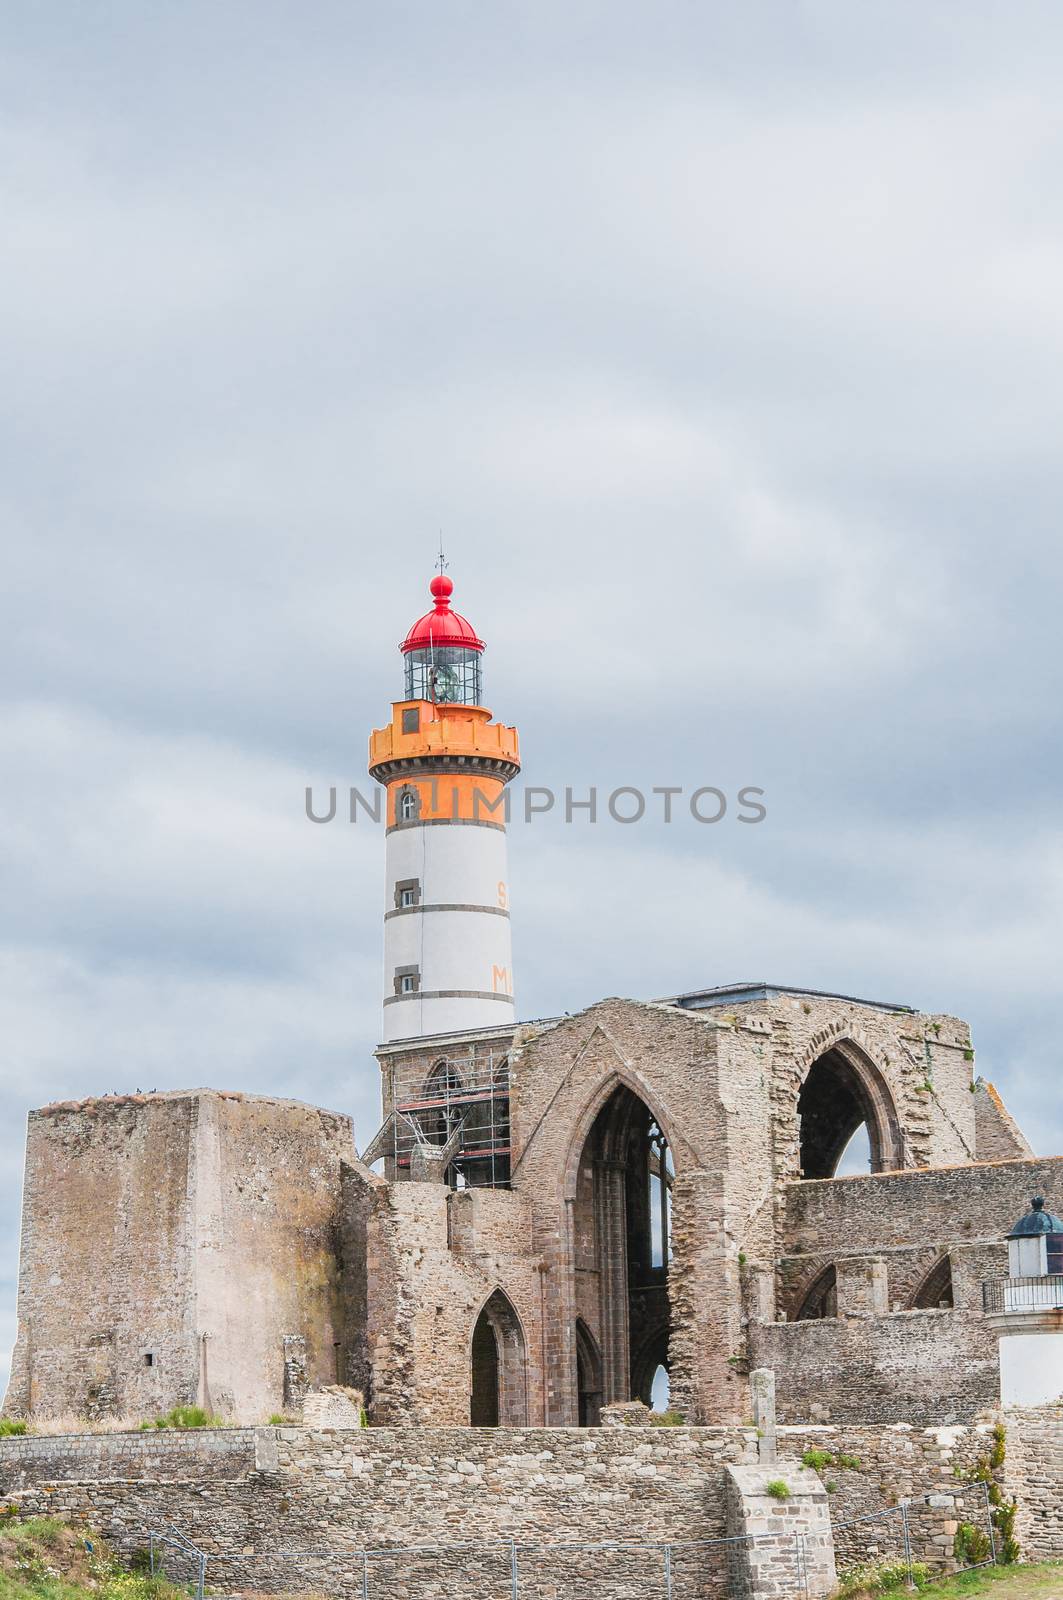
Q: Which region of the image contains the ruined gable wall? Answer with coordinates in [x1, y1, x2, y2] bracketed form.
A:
[4, 1094, 199, 1421]
[355, 1172, 543, 1425]
[507, 1001, 741, 1425]
[974, 1081, 1034, 1162]
[716, 996, 979, 1187]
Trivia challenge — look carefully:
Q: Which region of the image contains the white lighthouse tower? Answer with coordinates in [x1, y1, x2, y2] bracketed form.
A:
[368, 572, 521, 1043]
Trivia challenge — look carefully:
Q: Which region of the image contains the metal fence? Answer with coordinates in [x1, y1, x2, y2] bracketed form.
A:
[982, 1274, 1063, 1313]
[145, 1486, 999, 1600]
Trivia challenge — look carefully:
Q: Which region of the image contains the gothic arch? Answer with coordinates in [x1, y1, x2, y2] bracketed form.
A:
[631, 1322, 670, 1409]
[794, 1264, 838, 1321]
[469, 1288, 528, 1426]
[562, 1064, 683, 1205]
[910, 1255, 954, 1311]
[575, 1318, 603, 1427]
[795, 1034, 903, 1178]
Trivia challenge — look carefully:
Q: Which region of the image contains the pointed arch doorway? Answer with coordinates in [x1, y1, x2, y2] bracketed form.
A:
[470, 1289, 528, 1426]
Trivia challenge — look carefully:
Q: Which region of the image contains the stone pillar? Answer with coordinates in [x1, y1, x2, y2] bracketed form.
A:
[751, 1368, 777, 1464]
[836, 1255, 889, 1317]
[595, 1160, 630, 1404]
[724, 1462, 837, 1598]
[669, 1169, 746, 1423]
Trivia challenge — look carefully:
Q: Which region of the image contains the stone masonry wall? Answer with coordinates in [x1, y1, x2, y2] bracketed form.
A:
[1003, 1404, 1063, 1560]
[780, 1158, 1063, 1260]
[354, 1168, 544, 1425]
[4, 1091, 356, 1424]
[1, 1422, 1022, 1598]
[1, 1426, 757, 1600]
[750, 1311, 999, 1426]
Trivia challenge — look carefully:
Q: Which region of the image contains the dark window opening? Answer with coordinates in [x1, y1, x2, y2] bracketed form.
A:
[576, 1319, 603, 1427]
[401, 706, 421, 734]
[797, 1047, 896, 1179]
[1049, 1237, 1063, 1275]
[574, 1085, 673, 1418]
[795, 1264, 838, 1321]
[143, 1353, 155, 1367]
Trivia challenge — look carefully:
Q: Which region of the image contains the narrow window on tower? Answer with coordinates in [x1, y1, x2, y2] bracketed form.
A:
[398, 789, 419, 823]
[394, 965, 421, 996]
[394, 878, 421, 909]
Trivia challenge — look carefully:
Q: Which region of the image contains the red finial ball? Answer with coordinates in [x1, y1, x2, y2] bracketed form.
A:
[400, 571, 484, 654]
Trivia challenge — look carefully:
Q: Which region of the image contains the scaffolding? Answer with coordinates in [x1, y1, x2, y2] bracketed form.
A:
[363, 1047, 512, 1188]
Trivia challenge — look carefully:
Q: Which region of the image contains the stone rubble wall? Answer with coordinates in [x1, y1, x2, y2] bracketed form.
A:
[749, 1311, 998, 1426]
[776, 1422, 1001, 1568]
[2, 1418, 1050, 1596]
[780, 1158, 1063, 1260]
[1002, 1404, 1063, 1560]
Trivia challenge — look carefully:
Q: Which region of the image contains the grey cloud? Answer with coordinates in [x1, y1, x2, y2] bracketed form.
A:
[3, 0, 1063, 1393]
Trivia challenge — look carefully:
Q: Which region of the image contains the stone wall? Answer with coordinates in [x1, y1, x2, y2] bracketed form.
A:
[973, 1082, 1033, 1163]
[1, 1425, 757, 1599]
[749, 1312, 998, 1426]
[1003, 1404, 1063, 1560]
[779, 1158, 1063, 1260]
[353, 1167, 545, 1425]
[4, 1417, 1052, 1595]
[5, 1091, 356, 1422]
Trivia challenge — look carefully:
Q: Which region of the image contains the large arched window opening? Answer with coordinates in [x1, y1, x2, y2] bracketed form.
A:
[470, 1290, 527, 1427]
[797, 1044, 900, 1179]
[911, 1255, 954, 1311]
[572, 1084, 673, 1419]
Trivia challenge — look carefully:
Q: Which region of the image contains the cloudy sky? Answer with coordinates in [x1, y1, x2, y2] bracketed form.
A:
[3, 2, 1063, 1395]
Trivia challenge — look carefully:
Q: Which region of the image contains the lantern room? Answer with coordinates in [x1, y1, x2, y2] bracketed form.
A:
[1007, 1196, 1063, 1279]
[401, 575, 486, 706]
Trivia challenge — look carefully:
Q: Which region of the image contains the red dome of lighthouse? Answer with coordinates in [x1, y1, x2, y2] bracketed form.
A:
[400, 574, 486, 654]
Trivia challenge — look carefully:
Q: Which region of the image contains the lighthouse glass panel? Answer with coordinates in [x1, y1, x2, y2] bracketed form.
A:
[404, 647, 482, 706]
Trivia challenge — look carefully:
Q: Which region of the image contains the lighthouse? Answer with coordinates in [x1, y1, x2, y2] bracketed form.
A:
[368, 573, 521, 1043]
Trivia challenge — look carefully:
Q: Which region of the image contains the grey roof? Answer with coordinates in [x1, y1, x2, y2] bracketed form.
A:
[1008, 1197, 1063, 1238]
[661, 981, 916, 1015]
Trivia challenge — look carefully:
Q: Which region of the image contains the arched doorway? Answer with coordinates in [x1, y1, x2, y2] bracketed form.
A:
[470, 1289, 528, 1426]
[575, 1319, 603, 1426]
[572, 1084, 673, 1417]
[797, 1043, 900, 1179]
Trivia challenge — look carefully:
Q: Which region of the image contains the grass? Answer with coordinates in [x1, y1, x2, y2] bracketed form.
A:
[766, 1478, 791, 1500]
[137, 1406, 223, 1432]
[0, 1515, 189, 1598]
[833, 1563, 1063, 1600]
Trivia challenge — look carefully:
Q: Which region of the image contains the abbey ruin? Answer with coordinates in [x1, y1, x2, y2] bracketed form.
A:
[4, 573, 1063, 1595]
